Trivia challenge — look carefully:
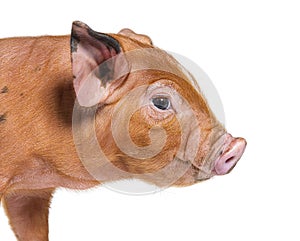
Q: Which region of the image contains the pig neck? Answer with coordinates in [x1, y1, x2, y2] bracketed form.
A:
[0, 35, 100, 190]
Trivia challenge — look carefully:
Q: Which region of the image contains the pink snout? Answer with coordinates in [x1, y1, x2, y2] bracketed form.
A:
[214, 134, 247, 175]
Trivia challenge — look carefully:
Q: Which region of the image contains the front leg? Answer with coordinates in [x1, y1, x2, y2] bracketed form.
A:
[2, 189, 54, 241]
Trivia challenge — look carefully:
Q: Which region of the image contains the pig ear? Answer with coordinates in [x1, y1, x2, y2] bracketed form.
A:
[118, 28, 153, 45]
[71, 21, 129, 107]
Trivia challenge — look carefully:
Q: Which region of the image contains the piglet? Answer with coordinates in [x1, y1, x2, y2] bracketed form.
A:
[0, 21, 246, 241]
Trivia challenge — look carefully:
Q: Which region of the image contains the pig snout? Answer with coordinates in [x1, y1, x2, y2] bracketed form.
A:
[213, 134, 246, 175]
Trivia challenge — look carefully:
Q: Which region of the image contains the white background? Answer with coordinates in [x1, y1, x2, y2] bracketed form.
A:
[1, 0, 300, 240]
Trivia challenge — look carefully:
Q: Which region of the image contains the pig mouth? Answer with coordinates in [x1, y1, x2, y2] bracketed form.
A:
[193, 163, 215, 181]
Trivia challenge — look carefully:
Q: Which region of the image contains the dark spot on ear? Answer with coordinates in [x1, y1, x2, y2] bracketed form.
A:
[87, 29, 121, 53]
[96, 62, 114, 87]
[20, 93, 24, 97]
[71, 32, 80, 53]
[1, 86, 8, 93]
[0, 113, 6, 123]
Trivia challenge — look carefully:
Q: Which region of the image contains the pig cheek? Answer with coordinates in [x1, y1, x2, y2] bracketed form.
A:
[95, 122, 129, 173]
[124, 110, 182, 174]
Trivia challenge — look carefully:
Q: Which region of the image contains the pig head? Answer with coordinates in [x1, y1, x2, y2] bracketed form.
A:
[70, 21, 246, 187]
[0, 21, 246, 241]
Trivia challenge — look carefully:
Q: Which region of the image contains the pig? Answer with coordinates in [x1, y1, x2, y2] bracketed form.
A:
[0, 21, 246, 241]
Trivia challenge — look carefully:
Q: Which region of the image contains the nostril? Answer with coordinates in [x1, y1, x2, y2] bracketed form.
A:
[225, 156, 236, 164]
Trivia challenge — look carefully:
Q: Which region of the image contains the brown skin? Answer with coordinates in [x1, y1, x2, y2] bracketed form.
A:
[0, 24, 222, 240]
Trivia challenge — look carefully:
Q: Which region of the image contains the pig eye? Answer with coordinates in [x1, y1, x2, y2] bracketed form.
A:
[151, 97, 171, 110]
